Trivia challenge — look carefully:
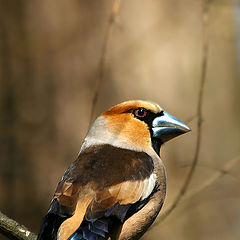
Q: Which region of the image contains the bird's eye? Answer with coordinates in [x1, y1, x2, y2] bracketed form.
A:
[134, 108, 147, 118]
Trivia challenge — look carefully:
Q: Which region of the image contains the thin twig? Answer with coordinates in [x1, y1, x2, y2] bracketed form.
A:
[183, 154, 240, 201]
[153, 0, 210, 226]
[0, 211, 37, 240]
[89, 0, 122, 126]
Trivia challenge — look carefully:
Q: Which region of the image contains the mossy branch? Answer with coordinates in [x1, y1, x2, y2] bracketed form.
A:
[0, 211, 37, 240]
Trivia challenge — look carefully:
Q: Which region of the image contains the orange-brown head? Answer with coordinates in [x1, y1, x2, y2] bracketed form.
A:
[81, 100, 190, 155]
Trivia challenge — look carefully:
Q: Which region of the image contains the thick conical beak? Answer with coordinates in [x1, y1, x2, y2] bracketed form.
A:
[152, 111, 191, 143]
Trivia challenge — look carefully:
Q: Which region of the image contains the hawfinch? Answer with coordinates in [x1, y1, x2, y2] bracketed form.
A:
[37, 100, 190, 240]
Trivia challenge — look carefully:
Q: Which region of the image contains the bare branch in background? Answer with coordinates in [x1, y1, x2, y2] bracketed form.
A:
[153, 0, 210, 227]
[0, 211, 37, 240]
[89, 0, 122, 125]
[183, 154, 240, 201]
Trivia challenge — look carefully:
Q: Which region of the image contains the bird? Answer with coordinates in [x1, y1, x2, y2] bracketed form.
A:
[37, 100, 190, 240]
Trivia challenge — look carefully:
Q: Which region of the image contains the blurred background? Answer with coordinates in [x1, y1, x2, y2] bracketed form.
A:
[0, 0, 240, 239]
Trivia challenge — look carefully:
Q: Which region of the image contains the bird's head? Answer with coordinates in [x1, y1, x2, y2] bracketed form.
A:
[81, 100, 190, 155]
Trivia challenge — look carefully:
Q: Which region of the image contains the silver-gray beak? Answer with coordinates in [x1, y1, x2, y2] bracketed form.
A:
[152, 111, 191, 143]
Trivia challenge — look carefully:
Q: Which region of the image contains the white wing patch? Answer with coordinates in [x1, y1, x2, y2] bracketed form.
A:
[97, 173, 157, 209]
[141, 173, 157, 200]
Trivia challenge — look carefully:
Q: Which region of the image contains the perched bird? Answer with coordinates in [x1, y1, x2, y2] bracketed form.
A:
[37, 100, 190, 240]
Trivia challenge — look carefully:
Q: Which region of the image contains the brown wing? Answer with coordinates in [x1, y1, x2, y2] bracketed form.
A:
[38, 144, 154, 240]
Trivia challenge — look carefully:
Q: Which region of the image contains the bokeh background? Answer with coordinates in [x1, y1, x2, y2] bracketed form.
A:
[0, 0, 240, 239]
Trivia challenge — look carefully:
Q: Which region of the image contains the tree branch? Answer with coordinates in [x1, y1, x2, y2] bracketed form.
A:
[152, 0, 210, 227]
[89, 0, 122, 125]
[0, 211, 37, 240]
[183, 154, 240, 201]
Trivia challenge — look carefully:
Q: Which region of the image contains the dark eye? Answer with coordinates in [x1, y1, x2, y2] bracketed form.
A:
[134, 108, 147, 118]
